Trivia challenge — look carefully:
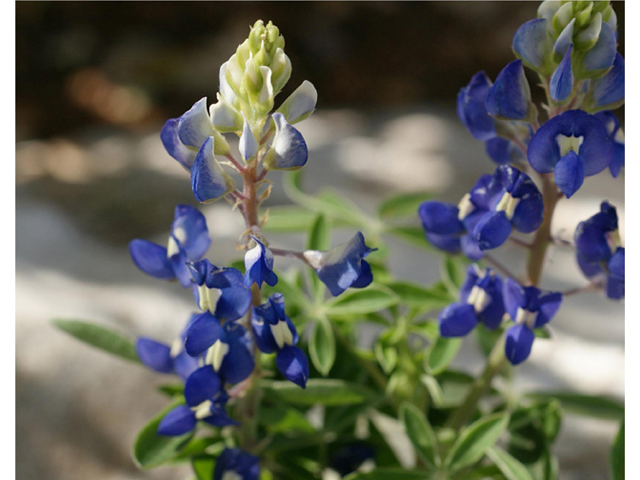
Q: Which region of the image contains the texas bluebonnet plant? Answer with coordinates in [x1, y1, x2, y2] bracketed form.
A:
[54, 5, 624, 479]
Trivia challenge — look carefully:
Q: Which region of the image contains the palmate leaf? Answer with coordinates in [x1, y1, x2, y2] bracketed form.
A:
[52, 319, 140, 363]
[445, 412, 510, 472]
[399, 402, 440, 468]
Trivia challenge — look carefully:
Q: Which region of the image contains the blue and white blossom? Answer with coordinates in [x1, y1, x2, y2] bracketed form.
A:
[277, 80, 318, 124]
[190, 136, 236, 203]
[585, 52, 625, 112]
[595, 111, 624, 177]
[303, 232, 375, 297]
[575, 201, 625, 299]
[263, 113, 309, 170]
[486, 60, 533, 121]
[528, 109, 612, 198]
[213, 448, 260, 480]
[503, 278, 562, 365]
[438, 266, 505, 337]
[244, 235, 278, 288]
[251, 294, 309, 388]
[129, 205, 210, 288]
[157, 389, 237, 436]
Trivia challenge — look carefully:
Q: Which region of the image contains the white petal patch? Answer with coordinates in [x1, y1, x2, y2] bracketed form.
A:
[258, 66, 274, 105]
[614, 127, 624, 144]
[192, 400, 213, 420]
[239, 117, 259, 161]
[210, 93, 242, 131]
[556, 134, 585, 157]
[607, 229, 622, 253]
[206, 340, 229, 372]
[467, 285, 492, 313]
[167, 235, 180, 258]
[219, 61, 237, 104]
[170, 338, 183, 358]
[277, 80, 318, 124]
[303, 250, 326, 270]
[198, 284, 222, 314]
[495, 192, 521, 221]
[457, 193, 475, 220]
[244, 242, 263, 270]
[270, 320, 293, 349]
[515, 307, 538, 329]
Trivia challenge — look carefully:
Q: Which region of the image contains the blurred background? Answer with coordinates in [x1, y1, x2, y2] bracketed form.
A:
[16, 2, 624, 480]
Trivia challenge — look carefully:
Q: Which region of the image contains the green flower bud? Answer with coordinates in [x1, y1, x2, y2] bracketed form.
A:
[575, 2, 594, 29]
[538, 0, 562, 21]
[592, 1, 611, 14]
[552, 2, 574, 35]
[576, 12, 602, 50]
[271, 48, 292, 95]
[212, 130, 231, 156]
[210, 93, 244, 133]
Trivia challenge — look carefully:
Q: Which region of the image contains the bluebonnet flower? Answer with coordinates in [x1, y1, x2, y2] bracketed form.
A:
[190, 136, 236, 204]
[439, 266, 505, 337]
[303, 232, 375, 297]
[528, 110, 612, 198]
[330, 443, 376, 477]
[595, 111, 624, 177]
[136, 314, 199, 380]
[486, 60, 533, 121]
[276, 80, 318, 124]
[188, 259, 252, 321]
[585, 53, 625, 112]
[503, 278, 562, 365]
[485, 137, 526, 165]
[129, 205, 210, 288]
[263, 113, 309, 170]
[251, 294, 309, 388]
[550, 45, 574, 102]
[213, 448, 260, 480]
[512, 18, 553, 75]
[575, 201, 625, 299]
[244, 236, 278, 288]
[157, 389, 237, 436]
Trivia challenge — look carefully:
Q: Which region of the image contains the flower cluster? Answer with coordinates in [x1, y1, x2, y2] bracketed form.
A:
[125, 19, 377, 476]
[424, 0, 624, 368]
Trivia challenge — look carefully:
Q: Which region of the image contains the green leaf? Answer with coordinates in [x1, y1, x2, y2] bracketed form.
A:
[309, 318, 336, 376]
[52, 319, 139, 363]
[345, 468, 430, 480]
[442, 256, 465, 295]
[158, 383, 184, 397]
[387, 281, 452, 310]
[445, 412, 510, 472]
[428, 337, 462, 375]
[262, 206, 316, 232]
[192, 456, 216, 480]
[399, 402, 439, 468]
[133, 401, 194, 468]
[307, 214, 330, 251]
[260, 406, 316, 433]
[420, 375, 444, 408]
[377, 191, 433, 220]
[374, 341, 398, 374]
[528, 392, 624, 420]
[261, 379, 375, 406]
[486, 447, 535, 480]
[326, 285, 399, 316]
[611, 421, 624, 480]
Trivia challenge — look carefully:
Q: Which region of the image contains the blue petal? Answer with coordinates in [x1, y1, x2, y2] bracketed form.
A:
[136, 338, 173, 373]
[606, 276, 625, 300]
[512, 18, 552, 71]
[157, 405, 196, 436]
[574, 201, 618, 262]
[276, 345, 309, 388]
[505, 324, 535, 365]
[350, 260, 373, 289]
[527, 110, 611, 176]
[184, 366, 221, 407]
[219, 323, 255, 384]
[251, 306, 278, 354]
[129, 239, 174, 280]
[503, 277, 526, 320]
[172, 205, 210, 261]
[207, 268, 252, 321]
[244, 237, 278, 289]
[610, 141, 624, 178]
[214, 448, 260, 480]
[459, 265, 481, 302]
[169, 247, 192, 288]
[457, 71, 496, 140]
[507, 169, 544, 233]
[550, 46, 574, 102]
[160, 118, 197, 170]
[553, 19, 575, 59]
[184, 312, 222, 357]
[554, 151, 584, 198]
[426, 232, 462, 255]
[178, 98, 214, 148]
[438, 303, 478, 337]
[460, 234, 484, 261]
[265, 113, 309, 170]
[534, 291, 563, 328]
[172, 351, 199, 381]
[475, 211, 512, 250]
[486, 60, 531, 120]
[239, 118, 258, 161]
[485, 137, 520, 165]
[608, 248, 625, 281]
[191, 137, 232, 203]
[577, 253, 604, 279]
[590, 53, 625, 109]
[203, 406, 240, 427]
[477, 276, 505, 330]
[418, 201, 465, 235]
[582, 22, 617, 73]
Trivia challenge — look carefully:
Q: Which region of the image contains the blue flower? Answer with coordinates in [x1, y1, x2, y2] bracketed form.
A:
[136, 314, 200, 381]
[512, 18, 553, 74]
[457, 71, 496, 141]
[471, 164, 544, 250]
[486, 60, 532, 121]
[188, 259, 252, 321]
[527, 110, 612, 198]
[550, 45, 574, 102]
[485, 137, 526, 165]
[251, 294, 309, 388]
[595, 111, 624, 178]
[303, 232, 375, 297]
[439, 266, 505, 337]
[157, 389, 238, 437]
[263, 113, 309, 170]
[575, 201, 625, 300]
[503, 278, 562, 365]
[244, 236, 278, 289]
[585, 53, 625, 112]
[213, 448, 260, 480]
[129, 205, 210, 288]
[191, 136, 236, 203]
